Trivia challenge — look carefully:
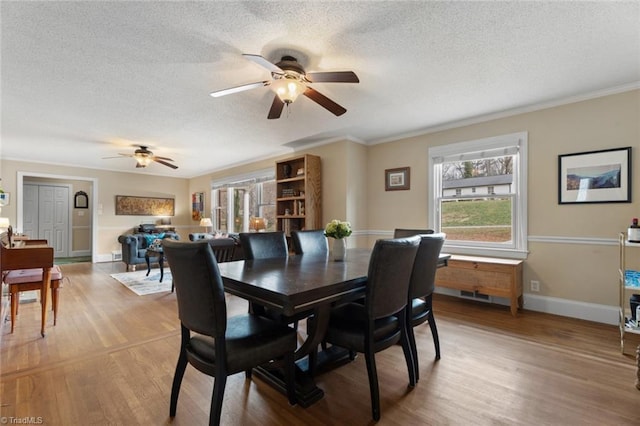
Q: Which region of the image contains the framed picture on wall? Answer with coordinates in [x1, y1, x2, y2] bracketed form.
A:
[385, 167, 410, 191]
[558, 147, 631, 204]
[192, 192, 204, 221]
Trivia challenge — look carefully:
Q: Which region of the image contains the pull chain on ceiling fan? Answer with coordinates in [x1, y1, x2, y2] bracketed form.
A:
[210, 54, 359, 119]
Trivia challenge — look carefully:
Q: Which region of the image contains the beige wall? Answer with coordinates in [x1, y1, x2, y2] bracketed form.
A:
[366, 89, 640, 306]
[0, 160, 190, 257]
[1, 89, 638, 310]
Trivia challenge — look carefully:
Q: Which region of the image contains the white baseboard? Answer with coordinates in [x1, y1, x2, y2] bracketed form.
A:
[95, 253, 114, 263]
[522, 294, 618, 325]
[435, 287, 618, 326]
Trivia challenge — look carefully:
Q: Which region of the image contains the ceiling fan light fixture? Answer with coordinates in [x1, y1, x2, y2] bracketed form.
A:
[273, 77, 305, 104]
[136, 155, 152, 167]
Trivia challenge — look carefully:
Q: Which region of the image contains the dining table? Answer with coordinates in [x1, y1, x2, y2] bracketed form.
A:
[217, 247, 450, 407]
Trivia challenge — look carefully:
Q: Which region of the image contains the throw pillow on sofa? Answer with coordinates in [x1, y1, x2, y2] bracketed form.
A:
[144, 233, 165, 247]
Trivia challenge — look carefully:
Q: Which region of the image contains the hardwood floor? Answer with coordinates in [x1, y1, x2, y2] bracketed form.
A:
[1, 261, 639, 425]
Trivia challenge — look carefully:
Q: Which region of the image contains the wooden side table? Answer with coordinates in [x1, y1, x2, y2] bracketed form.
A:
[145, 247, 165, 283]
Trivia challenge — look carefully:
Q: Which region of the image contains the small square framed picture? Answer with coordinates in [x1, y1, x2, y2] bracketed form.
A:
[385, 167, 410, 191]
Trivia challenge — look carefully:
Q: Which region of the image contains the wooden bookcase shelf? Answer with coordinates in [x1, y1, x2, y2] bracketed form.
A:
[275, 154, 322, 238]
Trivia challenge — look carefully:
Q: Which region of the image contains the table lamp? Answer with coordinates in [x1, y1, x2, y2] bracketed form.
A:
[200, 217, 213, 233]
[250, 217, 267, 232]
[0, 217, 10, 233]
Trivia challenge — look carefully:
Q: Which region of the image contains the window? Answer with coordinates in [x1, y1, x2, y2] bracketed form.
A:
[429, 132, 527, 258]
[211, 169, 276, 233]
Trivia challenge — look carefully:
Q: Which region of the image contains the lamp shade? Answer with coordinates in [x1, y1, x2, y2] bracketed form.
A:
[0, 217, 9, 229]
[199, 218, 212, 227]
[250, 217, 266, 232]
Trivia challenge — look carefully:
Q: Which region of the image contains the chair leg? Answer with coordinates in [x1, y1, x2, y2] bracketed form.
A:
[364, 350, 381, 422]
[245, 369, 252, 379]
[401, 326, 417, 387]
[169, 349, 188, 418]
[10, 289, 18, 333]
[209, 374, 227, 426]
[428, 310, 441, 360]
[51, 282, 59, 326]
[283, 351, 297, 406]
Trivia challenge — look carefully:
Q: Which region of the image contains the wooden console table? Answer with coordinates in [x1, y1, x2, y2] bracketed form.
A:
[435, 255, 523, 316]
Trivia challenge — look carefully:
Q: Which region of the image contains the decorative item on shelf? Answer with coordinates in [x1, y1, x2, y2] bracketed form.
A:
[281, 188, 295, 197]
[250, 217, 267, 232]
[324, 219, 352, 262]
[283, 164, 292, 178]
[629, 218, 640, 242]
[200, 217, 212, 233]
[296, 168, 304, 176]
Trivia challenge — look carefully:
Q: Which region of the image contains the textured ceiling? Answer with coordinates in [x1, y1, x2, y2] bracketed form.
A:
[1, 1, 639, 178]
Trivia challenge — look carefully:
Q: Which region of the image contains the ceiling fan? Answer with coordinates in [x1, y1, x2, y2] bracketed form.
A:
[103, 145, 178, 169]
[210, 54, 359, 119]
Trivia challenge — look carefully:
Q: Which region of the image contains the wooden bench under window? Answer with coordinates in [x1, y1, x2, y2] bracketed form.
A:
[435, 255, 523, 316]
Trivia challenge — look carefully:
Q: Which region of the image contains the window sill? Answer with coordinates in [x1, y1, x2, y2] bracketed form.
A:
[442, 243, 528, 260]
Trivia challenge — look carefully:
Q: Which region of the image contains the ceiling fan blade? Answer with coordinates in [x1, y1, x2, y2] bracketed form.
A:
[152, 156, 174, 162]
[243, 54, 284, 74]
[303, 87, 347, 116]
[102, 154, 132, 159]
[306, 71, 359, 83]
[210, 81, 270, 97]
[267, 95, 285, 120]
[154, 159, 179, 169]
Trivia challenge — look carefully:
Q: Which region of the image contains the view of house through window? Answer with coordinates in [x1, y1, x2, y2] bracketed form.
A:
[440, 159, 513, 242]
[211, 169, 276, 233]
[429, 132, 527, 256]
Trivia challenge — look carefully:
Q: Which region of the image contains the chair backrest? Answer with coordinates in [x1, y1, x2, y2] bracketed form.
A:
[239, 231, 288, 260]
[393, 228, 434, 238]
[409, 234, 445, 299]
[163, 240, 227, 338]
[207, 238, 236, 263]
[366, 236, 420, 319]
[290, 230, 329, 255]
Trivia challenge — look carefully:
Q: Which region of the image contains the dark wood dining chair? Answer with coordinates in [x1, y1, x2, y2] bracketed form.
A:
[290, 229, 329, 255]
[405, 233, 445, 381]
[163, 240, 297, 425]
[239, 231, 288, 259]
[393, 228, 434, 238]
[311, 236, 420, 421]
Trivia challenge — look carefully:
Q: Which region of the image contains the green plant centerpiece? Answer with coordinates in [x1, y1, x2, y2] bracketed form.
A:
[325, 220, 352, 261]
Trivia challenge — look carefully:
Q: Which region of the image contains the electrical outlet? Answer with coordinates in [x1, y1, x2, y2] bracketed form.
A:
[530, 280, 540, 292]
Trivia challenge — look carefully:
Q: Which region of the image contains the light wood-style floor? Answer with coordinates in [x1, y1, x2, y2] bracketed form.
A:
[1, 261, 639, 425]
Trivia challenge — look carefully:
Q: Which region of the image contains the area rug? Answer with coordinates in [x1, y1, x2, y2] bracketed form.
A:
[110, 270, 173, 296]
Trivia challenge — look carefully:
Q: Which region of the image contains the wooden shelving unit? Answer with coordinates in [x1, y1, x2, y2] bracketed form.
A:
[275, 154, 322, 238]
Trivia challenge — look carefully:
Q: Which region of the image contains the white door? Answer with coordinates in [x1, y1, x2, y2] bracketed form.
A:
[23, 184, 39, 238]
[28, 184, 70, 257]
